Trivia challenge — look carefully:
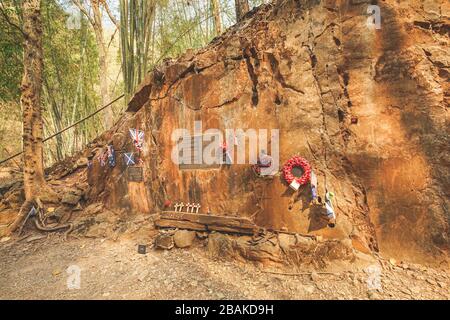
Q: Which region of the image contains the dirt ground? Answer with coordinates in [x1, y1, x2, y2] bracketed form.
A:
[0, 231, 449, 300]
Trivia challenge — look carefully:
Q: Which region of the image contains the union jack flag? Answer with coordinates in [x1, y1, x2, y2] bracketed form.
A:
[129, 128, 144, 152]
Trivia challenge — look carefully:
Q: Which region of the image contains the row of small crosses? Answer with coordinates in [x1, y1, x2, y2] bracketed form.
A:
[174, 202, 201, 213]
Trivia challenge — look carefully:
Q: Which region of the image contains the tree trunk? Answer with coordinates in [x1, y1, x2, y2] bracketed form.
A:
[5, 0, 55, 236]
[211, 0, 222, 35]
[235, 0, 249, 22]
[91, 0, 113, 129]
[20, 0, 47, 201]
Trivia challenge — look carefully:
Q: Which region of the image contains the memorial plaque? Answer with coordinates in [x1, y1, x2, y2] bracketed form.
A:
[178, 133, 221, 170]
[128, 166, 143, 182]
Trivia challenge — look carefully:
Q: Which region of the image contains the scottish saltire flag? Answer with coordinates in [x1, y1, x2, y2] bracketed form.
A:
[123, 152, 135, 166]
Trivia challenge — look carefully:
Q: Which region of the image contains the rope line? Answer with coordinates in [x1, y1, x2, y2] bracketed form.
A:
[0, 4, 267, 166]
[0, 94, 125, 166]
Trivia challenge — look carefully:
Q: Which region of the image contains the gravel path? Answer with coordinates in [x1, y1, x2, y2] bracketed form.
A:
[0, 235, 448, 300]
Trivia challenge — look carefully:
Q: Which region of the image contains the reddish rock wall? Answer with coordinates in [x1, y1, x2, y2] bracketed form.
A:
[87, 0, 449, 264]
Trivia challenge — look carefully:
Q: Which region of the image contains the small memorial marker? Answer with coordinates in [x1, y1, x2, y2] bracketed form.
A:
[137, 245, 146, 254]
[128, 166, 143, 182]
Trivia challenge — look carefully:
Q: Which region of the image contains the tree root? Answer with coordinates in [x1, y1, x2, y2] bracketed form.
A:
[33, 217, 73, 241]
[18, 203, 35, 236]
[33, 217, 71, 233]
[9, 196, 74, 240]
[6, 200, 34, 236]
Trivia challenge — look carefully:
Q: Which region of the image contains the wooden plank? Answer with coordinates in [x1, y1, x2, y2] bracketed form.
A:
[207, 225, 256, 235]
[161, 211, 254, 224]
[156, 211, 315, 238]
[155, 219, 255, 235]
[160, 211, 256, 228]
[154, 219, 207, 231]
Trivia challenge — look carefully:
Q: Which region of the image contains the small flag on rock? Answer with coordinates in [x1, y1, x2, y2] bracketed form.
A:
[124, 152, 135, 166]
[129, 128, 144, 152]
[29, 206, 37, 217]
[107, 145, 116, 167]
[98, 151, 107, 167]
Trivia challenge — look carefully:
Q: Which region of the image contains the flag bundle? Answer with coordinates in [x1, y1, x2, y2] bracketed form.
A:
[129, 128, 144, 152]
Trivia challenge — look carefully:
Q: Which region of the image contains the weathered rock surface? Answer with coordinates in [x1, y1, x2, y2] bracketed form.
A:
[61, 192, 81, 206]
[173, 230, 196, 248]
[1, 237, 449, 299]
[155, 233, 175, 250]
[43, 0, 449, 265]
[206, 231, 355, 269]
[0, 168, 22, 197]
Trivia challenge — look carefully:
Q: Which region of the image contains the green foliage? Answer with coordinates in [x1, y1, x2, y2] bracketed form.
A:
[147, 0, 269, 67]
[151, 0, 217, 64]
[0, 0, 102, 164]
[0, 0, 268, 165]
[0, 3, 22, 102]
[42, 0, 102, 163]
[120, 0, 156, 102]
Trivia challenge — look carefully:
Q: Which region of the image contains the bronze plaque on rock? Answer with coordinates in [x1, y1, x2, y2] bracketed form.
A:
[128, 166, 143, 182]
[177, 133, 222, 170]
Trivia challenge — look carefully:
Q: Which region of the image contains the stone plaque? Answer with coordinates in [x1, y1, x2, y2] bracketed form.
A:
[128, 166, 143, 182]
[177, 133, 221, 170]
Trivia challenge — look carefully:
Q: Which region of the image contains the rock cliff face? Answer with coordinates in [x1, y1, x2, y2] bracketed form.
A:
[86, 0, 449, 264]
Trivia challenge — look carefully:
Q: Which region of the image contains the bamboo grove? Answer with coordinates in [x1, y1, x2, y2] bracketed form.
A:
[0, 0, 268, 168]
